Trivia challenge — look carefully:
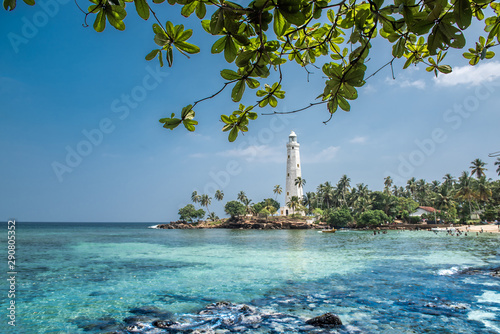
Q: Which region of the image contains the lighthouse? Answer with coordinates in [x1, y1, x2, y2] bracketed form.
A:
[282, 130, 303, 215]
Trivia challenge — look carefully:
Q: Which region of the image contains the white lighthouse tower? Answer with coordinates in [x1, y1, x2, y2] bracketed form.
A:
[281, 130, 303, 215]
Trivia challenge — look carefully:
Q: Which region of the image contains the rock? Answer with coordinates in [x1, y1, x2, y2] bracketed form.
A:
[152, 319, 178, 328]
[123, 315, 158, 324]
[126, 323, 147, 332]
[238, 314, 262, 325]
[129, 305, 172, 318]
[70, 316, 124, 332]
[305, 313, 343, 327]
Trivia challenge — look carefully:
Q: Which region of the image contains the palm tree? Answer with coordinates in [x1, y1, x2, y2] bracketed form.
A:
[207, 212, 219, 221]
[434, 186, 455, 211]
[191, 191, 200, 207]
[495, 157, 500, 176]
[470, 158, 487, 178]
[384, 176, 393, 194]
[237, 191, 247, 203]
[475, 176, 492, 204]
[295, 177, 306, 189]
[442, 174, 456, 190]
[241, 197, 253, 215]
[200, 194, 212, 216]
[287, 196, 301, 214]
[302, 192, 316, 214]
[215, 190, 224, 202]
[273, 185, 282, 200]
[317, 181, 334, 209]
[456, 171, 477, 214]
[337, 175, 351, 206]
[406, 177, 417, 199]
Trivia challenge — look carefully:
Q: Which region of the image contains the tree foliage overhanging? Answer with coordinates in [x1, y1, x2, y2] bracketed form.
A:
[5, 0, 500, 141]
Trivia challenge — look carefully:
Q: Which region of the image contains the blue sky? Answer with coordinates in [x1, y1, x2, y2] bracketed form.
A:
[1, 2, 499, 222]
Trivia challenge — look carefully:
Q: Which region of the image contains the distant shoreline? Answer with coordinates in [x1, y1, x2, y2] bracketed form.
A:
[152, 218, 500, 232]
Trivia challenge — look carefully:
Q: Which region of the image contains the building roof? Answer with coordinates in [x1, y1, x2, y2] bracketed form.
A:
[289, 130, 296, 137]
[418, 206, 438, 213]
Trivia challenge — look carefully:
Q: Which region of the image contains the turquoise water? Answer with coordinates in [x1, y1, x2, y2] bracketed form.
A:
[1, 223, 500, 333]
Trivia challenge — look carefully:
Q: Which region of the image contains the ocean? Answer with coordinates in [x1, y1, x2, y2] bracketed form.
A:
[1, 222, 499, 333]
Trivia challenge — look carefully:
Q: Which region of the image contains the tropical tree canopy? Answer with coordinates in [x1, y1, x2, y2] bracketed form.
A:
[5, 0, 500, 141]
[178, 204, 205, 222]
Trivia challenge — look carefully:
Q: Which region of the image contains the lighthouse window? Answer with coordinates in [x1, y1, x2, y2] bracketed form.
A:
[297, 164, 300, 168]
[288, 155, 290, 159]
[287, 173, 289, 176]
[292, 147, 294, 149]
[287, 192, 289, 195]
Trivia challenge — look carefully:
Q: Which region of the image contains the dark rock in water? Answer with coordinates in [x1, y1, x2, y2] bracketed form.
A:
[129, 305, 172, 318]
[460, 267, 500, 278]
[123, 315, 158, 324]
[70, 316, 124, 332]
[152, 319, 179, 329]
[305, 313, 343, 327]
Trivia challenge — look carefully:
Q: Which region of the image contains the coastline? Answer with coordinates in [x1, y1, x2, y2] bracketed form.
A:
[154, 219, 500, 232]
[156, 217, 330, 230]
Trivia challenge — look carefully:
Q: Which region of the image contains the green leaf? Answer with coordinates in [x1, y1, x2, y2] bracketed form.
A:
[269, 96, 278, 107]
[162, 118, 182, 130]
[337, 96, 350, 111]
[221, 115, 231, 124]
[183, 119, 198, 131]
[134, 0, 150, 20]
[273, 9, 289, 37]
[210, 9, 224, 35]
[392, 38, 405, 58]
[231, 80, 245, 102]
[181, 104, 194, 119]
[181, 1, 197, 17]
[228, 126, 238, 142]
[454, 0, 472, 30]
[196, 2, 206, 19]
[166, 48, 173, 67]
[220, 69, 240, 80]
[3, 0, 16, 10]
[145, 49, 159, 60]
[22, 0, 34, 5]
[106, 10, 126, 31]
[211, 36, 226, 54]
[177, 29, 193, 42]
[246, 78, 260, 89]
[175, 41, 200, 54]
[437, 65, 452, 73]
[94, 10, 106, 32]
[224, 37, 238, 63]
[247, 112, 258, 120]
[235, 50, 254, 67]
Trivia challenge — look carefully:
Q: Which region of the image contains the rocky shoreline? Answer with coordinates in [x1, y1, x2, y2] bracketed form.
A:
[71, 301, 344, 333]
[155, 219, 459, 231]
[156, 218, 330, 230]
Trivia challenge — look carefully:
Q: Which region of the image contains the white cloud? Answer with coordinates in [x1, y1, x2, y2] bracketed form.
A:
[434, 61, 500, 86]
[306, 146, 340, 164]
[385, 76, 426, 89]
[350, 136, 367, 144]
[216, 145, 284, 163]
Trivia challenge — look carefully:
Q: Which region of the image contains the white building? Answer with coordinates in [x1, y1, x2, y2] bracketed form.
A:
[280, 131, 304, 216]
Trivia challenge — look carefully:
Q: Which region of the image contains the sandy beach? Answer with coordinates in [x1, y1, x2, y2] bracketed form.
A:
[456, 224, 500, 234]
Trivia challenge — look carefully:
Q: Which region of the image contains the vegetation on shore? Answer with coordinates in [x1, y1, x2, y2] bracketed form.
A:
[176, 158, 500, 228]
